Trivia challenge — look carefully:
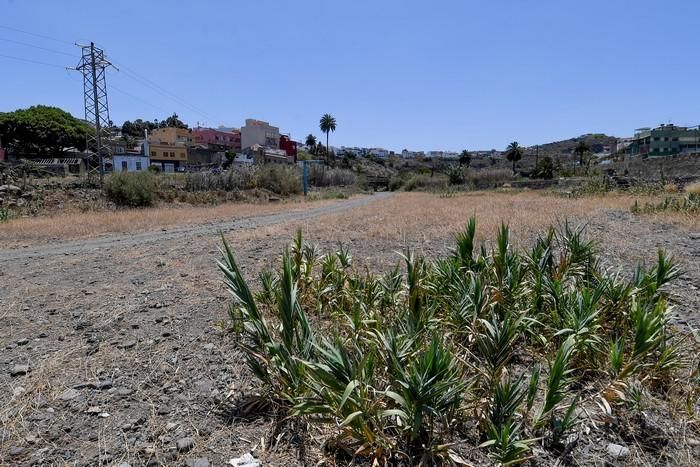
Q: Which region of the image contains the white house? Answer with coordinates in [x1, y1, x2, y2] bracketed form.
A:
[113, 154, 150, 172]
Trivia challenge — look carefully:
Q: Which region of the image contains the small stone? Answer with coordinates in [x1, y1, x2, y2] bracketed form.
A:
[157, 405, 171, 415]
[117, 463, 132, 467]
[87, 406, 101, 414]
[117, 341, 136, 350]
[607, 443, 630, 459]
[203, 343, 215, 351]
[10, 364, 29, 376]
[186, 458, 210, 467]
[9, 446, 25, 457]
[13, 386, 26, 397]
[60, 388, 81, 401]
[229, 453, 260, 467]
[165, 422, 178, 431]
[17, 338, 29, 346]
[176, 437, 194, 452]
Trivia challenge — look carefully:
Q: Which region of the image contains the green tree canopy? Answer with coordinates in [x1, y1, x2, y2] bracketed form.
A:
[0, 105, 90, 156]
[574, 140, 590, 167]
[459, 150, 472, 167]
[505, 141, 523, 174]
[319, 113, 337, 161]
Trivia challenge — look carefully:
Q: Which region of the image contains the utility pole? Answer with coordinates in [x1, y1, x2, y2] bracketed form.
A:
[71, 42, 116, 184]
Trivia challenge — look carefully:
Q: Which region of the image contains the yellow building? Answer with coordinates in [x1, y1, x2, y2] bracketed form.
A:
[147, 127, 192, 171]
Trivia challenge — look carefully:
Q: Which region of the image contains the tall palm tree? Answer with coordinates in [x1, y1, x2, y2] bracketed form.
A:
[574, 141, 590, 167]
[505, 141, 523, 174]
[305, 134, 317, 154]
[319, 114, 337, 160]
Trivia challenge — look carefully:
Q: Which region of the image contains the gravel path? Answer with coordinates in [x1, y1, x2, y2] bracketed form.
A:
[0, 192, 392, 261]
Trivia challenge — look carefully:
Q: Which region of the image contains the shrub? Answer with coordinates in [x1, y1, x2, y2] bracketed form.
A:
[0, 207, 15, 222]
[185, 168, 254, 192]
[465, 168, 512, 188]
[307, 165, 357, 187]
[104, 171, 157, 207]
[254, 164, 301, 195]
[532, 156, 556, 179]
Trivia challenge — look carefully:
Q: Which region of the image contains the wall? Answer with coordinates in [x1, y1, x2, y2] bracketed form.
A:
[113, 155, 150, 172]
[241, 119, 280, 149]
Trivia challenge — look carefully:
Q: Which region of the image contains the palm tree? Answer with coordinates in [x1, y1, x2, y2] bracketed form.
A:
[459, 150, 472, 167]
[505, 141, 523, 174]
[319, 114, 337, 161]
[574, 141, 590, 167]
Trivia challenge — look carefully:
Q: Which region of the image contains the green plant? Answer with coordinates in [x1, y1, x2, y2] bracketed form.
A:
[0, 207, 15, 222]
[217, 219, 688, 464]
[104, 171, 157, 207]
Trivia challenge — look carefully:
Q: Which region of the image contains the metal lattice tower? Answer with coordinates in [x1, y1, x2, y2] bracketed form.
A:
[75, 42, 114, 182]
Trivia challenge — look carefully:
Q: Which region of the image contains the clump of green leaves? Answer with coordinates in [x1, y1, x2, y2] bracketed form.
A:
[218, 217, 687, 465]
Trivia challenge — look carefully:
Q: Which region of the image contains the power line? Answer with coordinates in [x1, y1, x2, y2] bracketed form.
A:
[0, 24, 74, 45]
[0, 52, 67, 68]
[111, 63, 221, 123]
[109, 83, 168, 113]
[0, 36, 77, 57]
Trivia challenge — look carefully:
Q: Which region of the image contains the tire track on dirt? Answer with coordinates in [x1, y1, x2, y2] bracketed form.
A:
[0, 193, 393, 261]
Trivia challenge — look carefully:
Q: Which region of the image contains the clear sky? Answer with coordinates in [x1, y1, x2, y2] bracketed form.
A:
[1, 0, 699, 151]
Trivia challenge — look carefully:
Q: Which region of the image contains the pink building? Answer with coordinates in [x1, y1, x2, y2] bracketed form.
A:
[192, 127, 241, 151]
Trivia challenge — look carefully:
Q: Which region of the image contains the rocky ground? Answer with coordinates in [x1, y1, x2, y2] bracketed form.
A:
[0, 192, 698, 466]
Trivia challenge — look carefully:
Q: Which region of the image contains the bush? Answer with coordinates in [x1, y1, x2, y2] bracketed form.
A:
[465, 168, 512, 188]
[254, 164, 301, 195]
[532, 156, 556, 179]
[447, 165, 465, 185]
[185, 168, 254, 192]
[218, 220, 687, 464]
[104, 171, 157, 207]
[307, 165, 357, 187]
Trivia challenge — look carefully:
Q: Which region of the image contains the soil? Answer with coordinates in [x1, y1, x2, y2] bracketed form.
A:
[1, 192, 698, 466]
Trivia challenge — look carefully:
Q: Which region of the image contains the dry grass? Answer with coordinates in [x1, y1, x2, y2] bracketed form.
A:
[0, 197, 341, 246]
[234, 191, 645, 249]
[685, 180, 700, 195]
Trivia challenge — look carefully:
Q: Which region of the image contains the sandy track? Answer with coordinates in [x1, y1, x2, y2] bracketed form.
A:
[0, 192, 392, 261]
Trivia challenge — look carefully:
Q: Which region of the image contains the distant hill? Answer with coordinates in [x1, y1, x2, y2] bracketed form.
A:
[525, 133, 619, 157]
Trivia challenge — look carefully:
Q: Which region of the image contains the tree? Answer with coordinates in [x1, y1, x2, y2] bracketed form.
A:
[0, 105, 90, 156]
[574, 141, 590, 167]
[305, 134, 317, 153]
[532, 156, 555, 179]
[162, 113, 188, 129]
[505, 141, 523, 174]
[121, 118, 158, 138]
[319, 114, 337, 161]
[459, 150, 472, 167]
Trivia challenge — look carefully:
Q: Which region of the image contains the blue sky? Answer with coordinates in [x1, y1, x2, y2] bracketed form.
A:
[1, 0, 699, 151]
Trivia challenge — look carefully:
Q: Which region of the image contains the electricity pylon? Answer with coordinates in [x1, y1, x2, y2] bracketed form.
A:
[73, 42, 115, 183]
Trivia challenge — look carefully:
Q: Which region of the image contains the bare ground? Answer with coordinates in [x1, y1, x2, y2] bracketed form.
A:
[1, 191, 699, 466]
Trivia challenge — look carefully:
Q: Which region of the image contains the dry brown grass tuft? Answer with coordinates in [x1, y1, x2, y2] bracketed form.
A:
[685, 180, 700, 195]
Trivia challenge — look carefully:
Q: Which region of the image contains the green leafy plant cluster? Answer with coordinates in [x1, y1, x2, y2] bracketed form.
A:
[0, 207, 15, 222]
[631, 193, 700, 215]
[104, 171, 158, 207]
[219, 218, 685, 465]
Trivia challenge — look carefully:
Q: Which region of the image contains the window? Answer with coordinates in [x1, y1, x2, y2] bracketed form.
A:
[121, 161, 128, 171]
[151, 151, 156, 157]
[136, 161, 142, 170]
[170, 151, 175, 157]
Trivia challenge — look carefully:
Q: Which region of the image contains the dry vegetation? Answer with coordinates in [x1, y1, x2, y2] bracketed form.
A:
[0, 197, 344, 246]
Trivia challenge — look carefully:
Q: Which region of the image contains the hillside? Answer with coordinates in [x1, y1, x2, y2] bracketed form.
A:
[526, 133, 619, 157]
